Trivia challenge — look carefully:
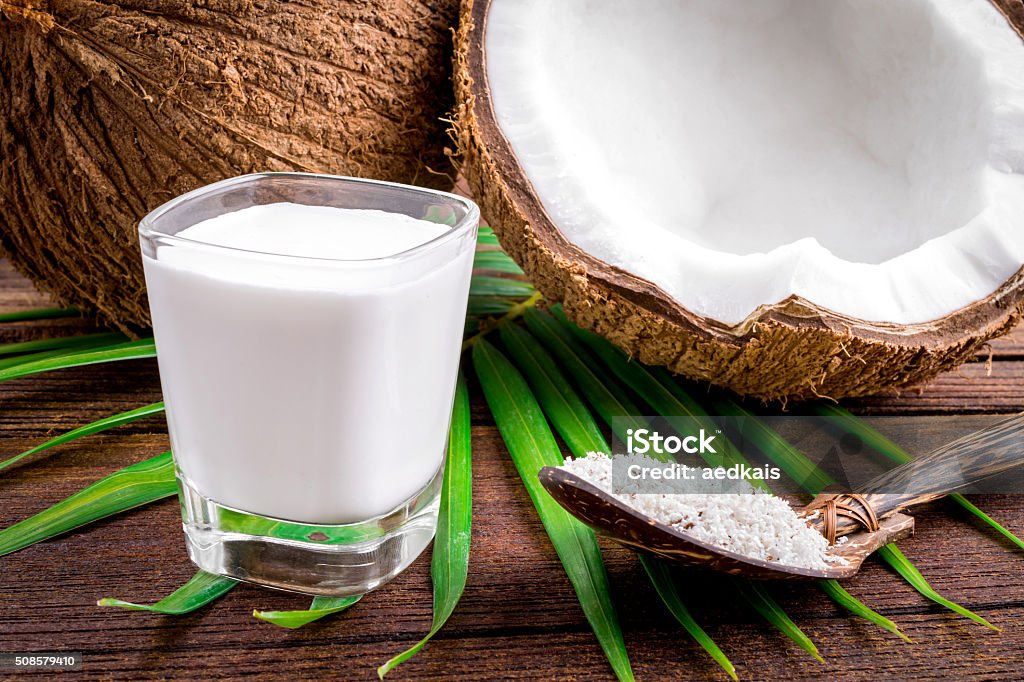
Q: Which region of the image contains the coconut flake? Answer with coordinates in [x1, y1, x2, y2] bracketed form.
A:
[559, 453, 844, 571]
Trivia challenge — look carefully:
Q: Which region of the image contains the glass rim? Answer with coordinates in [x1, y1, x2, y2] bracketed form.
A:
[138, 172, 480, 264]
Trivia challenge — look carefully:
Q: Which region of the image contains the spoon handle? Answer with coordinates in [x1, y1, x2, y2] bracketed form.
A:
[814, 413, 1024, 537]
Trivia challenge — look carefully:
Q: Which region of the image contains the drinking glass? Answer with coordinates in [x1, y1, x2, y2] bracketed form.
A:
[138, 173, 479, 595]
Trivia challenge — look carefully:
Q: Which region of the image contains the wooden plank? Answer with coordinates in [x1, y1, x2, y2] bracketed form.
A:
[983, 326, 1024, 359]
[4, 259, 1024, 680]
[0, 262, 101, 344]
[3, 395, 1024, 679]
[2, 393, 1024, 675]
[848, 360, 1024, 415]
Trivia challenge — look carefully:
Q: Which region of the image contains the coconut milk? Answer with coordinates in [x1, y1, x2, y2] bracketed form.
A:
[143, 202, 474, 525]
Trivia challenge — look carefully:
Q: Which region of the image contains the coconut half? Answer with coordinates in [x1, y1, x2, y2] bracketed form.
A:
[457, 0, 1024, 401]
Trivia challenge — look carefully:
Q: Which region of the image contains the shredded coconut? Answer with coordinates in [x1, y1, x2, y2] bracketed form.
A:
[559, 452, 844, 571]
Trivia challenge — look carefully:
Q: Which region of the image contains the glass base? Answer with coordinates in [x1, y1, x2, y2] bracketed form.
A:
[177, 468, 442, 596]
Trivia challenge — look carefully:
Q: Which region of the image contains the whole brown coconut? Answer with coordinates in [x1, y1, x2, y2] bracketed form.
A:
[1, 0, 458, 332]
[455, 0, 1024, 403]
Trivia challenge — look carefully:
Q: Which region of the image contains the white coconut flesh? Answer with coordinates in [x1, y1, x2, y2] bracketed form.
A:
[485, 0, 1024, 326]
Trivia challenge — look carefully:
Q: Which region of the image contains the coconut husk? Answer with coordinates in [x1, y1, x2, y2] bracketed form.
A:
[0, 0, 459, 332]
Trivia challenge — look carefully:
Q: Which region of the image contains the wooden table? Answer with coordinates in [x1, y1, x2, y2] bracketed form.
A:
[2, 258, 1024, 680]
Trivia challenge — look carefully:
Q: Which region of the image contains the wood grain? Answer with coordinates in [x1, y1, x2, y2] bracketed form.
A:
[2, 260, 1024, 680]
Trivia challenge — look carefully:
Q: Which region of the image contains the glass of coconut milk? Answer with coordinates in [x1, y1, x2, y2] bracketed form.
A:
[138, 173, 479, 595]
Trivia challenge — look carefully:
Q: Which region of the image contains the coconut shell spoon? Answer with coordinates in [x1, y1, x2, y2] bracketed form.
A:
[538, 413, 1024, 580]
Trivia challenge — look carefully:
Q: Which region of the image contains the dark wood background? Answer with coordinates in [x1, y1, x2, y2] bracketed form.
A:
[2, 259, 1024, 680]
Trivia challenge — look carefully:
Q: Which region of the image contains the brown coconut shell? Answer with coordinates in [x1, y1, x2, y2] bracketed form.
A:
[455, 0, 1024, 402]
[0, 0, 459, 332]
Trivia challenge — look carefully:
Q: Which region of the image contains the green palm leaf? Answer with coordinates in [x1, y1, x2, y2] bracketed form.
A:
[499, 324, 607, 455]
[0, 332, 127, 357]
[876, 544, 998, 630]
[499, 323, 736, 678]
[0, 347, 102, 372]
[715, 399, 836, 495]
[378, 370, 472, 677]
[469, 276, 536, 299]
[522, 308, 647, 437]
[98, 570, 238, 615]
[0, 402, 165, 472]
[476, 231, 500, 246]
[473, 250, 524, 274]
[467, 298, 514, 316]
[0, 338, 156, 383]
[472, 339, 634, 682]
[0, 452, 176, 557]
[817, 579, 910, 642]
[0, 306, 79, 323]
[732, 579, 824, 663]
[642, 556, 737, 680]
[254, 595, 362, 629]
[548, 309, 748, 473]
